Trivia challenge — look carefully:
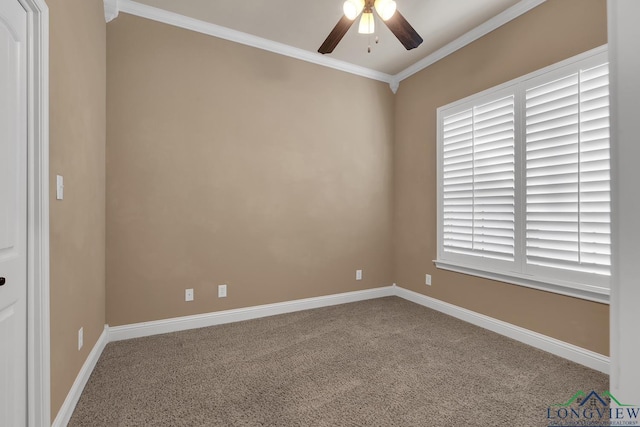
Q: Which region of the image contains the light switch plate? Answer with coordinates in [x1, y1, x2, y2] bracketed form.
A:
[56, 175, 64, 200]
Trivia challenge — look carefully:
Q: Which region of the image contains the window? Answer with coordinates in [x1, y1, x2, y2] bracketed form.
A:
[436, 47, 610, 303]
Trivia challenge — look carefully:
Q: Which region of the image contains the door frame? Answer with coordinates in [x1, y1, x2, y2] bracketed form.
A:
[17, 0, 50, 425]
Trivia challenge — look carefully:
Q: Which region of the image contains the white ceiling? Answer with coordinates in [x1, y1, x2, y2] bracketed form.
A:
[131, 0, 523, 75]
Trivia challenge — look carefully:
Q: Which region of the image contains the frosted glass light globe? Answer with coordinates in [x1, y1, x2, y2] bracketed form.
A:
[343, 0, 365, 20]
[374, 0, 397, 21]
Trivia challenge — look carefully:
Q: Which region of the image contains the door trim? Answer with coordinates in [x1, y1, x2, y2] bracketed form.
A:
[17, 0, 50, 425]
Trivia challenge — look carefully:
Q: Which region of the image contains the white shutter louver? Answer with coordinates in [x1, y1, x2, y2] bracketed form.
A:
[442, 96, 515, 261]
[525, 64, 610, 275]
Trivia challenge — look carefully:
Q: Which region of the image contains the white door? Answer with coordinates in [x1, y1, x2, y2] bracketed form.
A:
[0, 0, 28, 425]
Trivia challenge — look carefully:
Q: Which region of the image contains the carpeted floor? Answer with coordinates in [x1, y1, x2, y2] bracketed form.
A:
[68, 297, 608, 426]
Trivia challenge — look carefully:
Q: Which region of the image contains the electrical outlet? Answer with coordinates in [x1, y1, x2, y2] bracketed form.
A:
[78, 327, 83, 350]
[426, 274, 432, 286]
[356, 269, 363, 280]
[218, 284, 227, 298]
[185, 288, 194, 301]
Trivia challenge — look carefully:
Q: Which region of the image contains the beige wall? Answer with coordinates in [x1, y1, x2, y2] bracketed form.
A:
[49, 0, 106, 420]
[394, 0, 609, 355]
[106, 15, 395, 326]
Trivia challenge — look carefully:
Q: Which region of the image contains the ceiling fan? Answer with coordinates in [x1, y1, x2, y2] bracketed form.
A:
[318, 0, 423, 54]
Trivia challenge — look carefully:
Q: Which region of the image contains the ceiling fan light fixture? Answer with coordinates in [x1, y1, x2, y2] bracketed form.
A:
[358, 11, 375, 34]
[318, 0, 423, 55]
[374, 0, 397, 21]
[343, 0, 365, 20]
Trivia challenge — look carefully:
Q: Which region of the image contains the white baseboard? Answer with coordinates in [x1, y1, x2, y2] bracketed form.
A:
[109, 285, 610, 374]
[109, 286, 395, 342]
[57, 284, 609, 426]
[52, 325, 109, 427]
[393, 285, 610, 374]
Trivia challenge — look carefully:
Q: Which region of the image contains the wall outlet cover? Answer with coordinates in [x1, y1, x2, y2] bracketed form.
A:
[185, 288, 194, 302]
[218, 284, 227, 298]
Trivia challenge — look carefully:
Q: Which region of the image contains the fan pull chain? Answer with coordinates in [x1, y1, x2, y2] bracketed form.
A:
[367, 34, 379, 53]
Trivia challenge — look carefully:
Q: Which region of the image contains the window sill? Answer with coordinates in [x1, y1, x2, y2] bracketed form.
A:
[434, 260, 610, 304]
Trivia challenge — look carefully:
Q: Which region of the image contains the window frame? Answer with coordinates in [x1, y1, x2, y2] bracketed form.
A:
[435, 45, 610, 304]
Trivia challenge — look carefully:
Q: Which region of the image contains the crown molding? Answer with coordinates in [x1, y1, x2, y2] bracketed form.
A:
[389, 77, 400, 94]
[104, 0, 119, 23]
[114, 0, 393, 85]
[106, 0, 547, 93]
[392, 0, 547, 84]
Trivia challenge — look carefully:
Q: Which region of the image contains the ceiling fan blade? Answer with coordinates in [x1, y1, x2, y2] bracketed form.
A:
[318, 16, 356, 54]
[384, 11, 423, 50]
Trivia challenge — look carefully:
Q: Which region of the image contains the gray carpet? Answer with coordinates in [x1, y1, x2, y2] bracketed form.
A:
[69, 297, 608, 426]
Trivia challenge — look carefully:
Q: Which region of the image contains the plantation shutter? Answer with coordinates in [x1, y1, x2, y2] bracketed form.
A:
[578, 63, 611, 273]
[524, 64, 611, 275]
[442, 96, 515, 261]
[442, 109, 474, 255]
